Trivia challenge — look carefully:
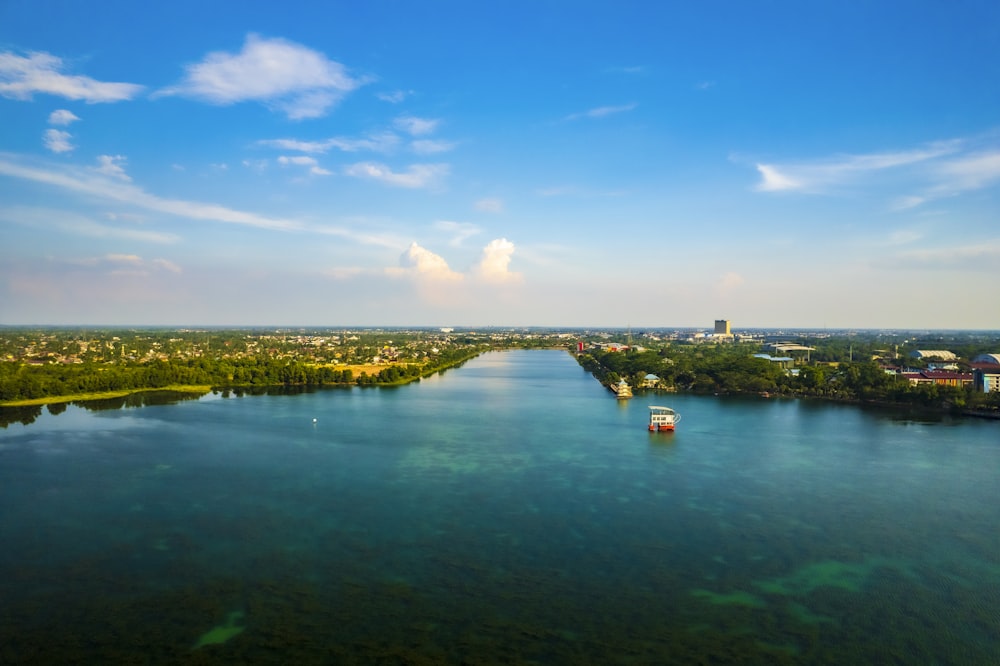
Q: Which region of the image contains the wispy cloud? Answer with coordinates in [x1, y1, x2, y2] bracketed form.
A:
[0, 152, 301, 231]
[474, 198, 503, 213]
[0, 205, 180, 244]
[0, 49, 144, 102]
[434, 220, 480, 246]
[377, 89, 412, 103]
[43, 129, 74, 153]
[886, 239, 1000, 270]
[344, 162, 448, 189]
[565, 103, 637, 121]
[394, 115, 439, 136]
[411, 139, 455, 154]
[753, 138, 1000, 211]
[754, 143, 960, 193]
[48, 109, 80, 125]
[259, 132, 399, 154]
[277, 155, 332, 176]
[156, 34, 366, 119]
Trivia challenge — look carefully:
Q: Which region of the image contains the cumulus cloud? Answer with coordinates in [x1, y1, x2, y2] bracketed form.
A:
[48, 109, 80, 125]
[394, 115, 439, 136]
[277, 155, 331, 176]
[93, 154, 130, 181]
[43, 129, 74, 153]
[0, 49, 144, 102]
[344, 161, 448, 188]
[473, 238, 521, 284]
[157, 34, 365, 119]
[392, 242, 463, 282]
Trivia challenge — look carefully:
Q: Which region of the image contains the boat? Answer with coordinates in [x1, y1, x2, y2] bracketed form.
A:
[648, 405, 680, 432]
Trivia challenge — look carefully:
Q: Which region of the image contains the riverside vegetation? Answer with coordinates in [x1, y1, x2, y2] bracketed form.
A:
[1, 327, 998, 419]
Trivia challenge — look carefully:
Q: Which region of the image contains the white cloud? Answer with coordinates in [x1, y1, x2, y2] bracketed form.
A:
[377, 90, 411, 103]
[394, 115, 439, 136]
[393, 241, 463, 282]
[0, 205, 179, 244]
[43, 129, 74, 153]
[565, 103, 637, 121]
[277, 154, 332, 175]
[260, 132, 399, 154]
[48, 109, 80, 125]
[473, 238, 521, 284]
[151, 258, 182, 273]
[0, 49, 144, 102]
[0, 152, 301, 231]
[157, 34, 364, 119]
[754, 164, 802, 192]
[242, 158, 268, 172]
[933, 150, 1000, 193]
[411, 139, 455, 154]
[434, 220, 480, 246]
[753, 142, 960, 193]
[474, 198, 503, 213]
[94, 154, 130, 181]
[344, 161, 448, 188]
[887, 239, 1000, 270]
[105, 253, 143, 266]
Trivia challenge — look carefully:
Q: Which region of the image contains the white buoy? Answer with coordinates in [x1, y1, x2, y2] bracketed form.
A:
[312, 418, 317, 423]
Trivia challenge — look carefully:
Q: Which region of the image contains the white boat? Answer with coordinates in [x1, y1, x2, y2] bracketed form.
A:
[648, 406, 680, 432]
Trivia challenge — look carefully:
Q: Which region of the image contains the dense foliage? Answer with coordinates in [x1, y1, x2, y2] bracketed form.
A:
[0, 347, 485, 402]
[577, 343, 1000, 414]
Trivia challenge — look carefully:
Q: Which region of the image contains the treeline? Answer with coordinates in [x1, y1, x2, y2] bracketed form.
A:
[0, 347, 484, 402]
[576, 345, 1000, 413]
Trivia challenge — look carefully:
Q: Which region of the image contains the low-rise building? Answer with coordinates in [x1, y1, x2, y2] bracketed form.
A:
[974, 368, 1000, 393]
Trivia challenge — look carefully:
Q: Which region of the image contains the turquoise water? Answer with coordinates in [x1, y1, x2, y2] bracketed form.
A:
[1, 349, 998, 663]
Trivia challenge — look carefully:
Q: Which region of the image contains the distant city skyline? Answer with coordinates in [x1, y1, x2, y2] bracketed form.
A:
[1, 2, 998, 328]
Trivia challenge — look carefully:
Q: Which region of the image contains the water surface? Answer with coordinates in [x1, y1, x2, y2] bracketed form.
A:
[1, 350, 998, 663]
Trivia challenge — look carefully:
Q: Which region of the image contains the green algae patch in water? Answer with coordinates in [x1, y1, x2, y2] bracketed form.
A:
[691, 588, 767, 608]
[193, 610, 246, 649]
[753, 558, 889, 596]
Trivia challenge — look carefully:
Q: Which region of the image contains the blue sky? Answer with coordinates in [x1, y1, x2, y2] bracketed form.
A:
[1, 1, 998, 329]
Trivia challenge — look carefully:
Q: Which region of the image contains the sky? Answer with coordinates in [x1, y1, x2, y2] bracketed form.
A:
[1, 1, 998, 329]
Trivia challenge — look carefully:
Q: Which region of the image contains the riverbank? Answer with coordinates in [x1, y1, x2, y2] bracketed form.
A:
[0, 384, 213, 407]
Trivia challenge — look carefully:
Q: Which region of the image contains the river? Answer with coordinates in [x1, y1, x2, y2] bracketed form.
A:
[1, 349, 998, 663]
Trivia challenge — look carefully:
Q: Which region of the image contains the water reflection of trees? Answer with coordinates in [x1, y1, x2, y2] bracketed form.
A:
[0, 390, 209, 427]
